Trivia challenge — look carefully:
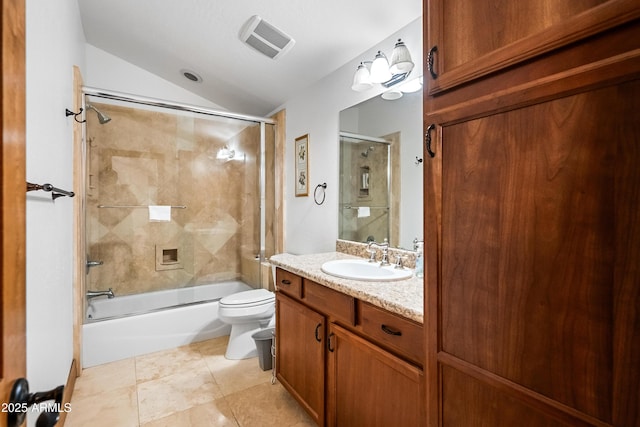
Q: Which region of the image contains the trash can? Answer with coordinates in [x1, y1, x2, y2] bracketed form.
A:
[252, 327, 275, 371]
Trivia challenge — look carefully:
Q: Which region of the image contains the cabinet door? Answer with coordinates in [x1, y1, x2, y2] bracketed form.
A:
[426, 81, 640, 426]
[425, 0, 638, 95]
[327, 324, 424, 427]
[276, 293, 325, 426]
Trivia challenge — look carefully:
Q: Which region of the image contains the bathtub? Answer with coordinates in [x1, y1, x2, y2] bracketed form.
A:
[82, 281, 251, 368]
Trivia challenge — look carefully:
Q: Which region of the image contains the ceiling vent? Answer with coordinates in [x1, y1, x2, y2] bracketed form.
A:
[240, 15, 295, 60]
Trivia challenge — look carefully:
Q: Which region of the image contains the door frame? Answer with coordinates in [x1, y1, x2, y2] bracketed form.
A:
[1, 0, 27, 416]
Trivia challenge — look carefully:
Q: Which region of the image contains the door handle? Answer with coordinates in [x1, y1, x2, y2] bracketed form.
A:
[8, 378, 64, 427]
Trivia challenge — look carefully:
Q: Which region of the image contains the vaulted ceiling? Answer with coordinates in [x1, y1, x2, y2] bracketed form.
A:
[78, 1, 422, 116]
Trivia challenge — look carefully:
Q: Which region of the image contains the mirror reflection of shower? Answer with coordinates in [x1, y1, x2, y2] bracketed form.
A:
[86, 103, 112, 124]
[338, 132, 391, 245]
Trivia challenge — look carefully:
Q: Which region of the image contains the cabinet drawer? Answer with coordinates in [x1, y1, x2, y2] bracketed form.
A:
[275, 268, 302, 299]
[303, 279, 355, 326]
[359, 301, 423, 365]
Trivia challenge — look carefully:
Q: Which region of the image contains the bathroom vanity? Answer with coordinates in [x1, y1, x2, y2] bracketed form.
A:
[269, 252, 424, 427]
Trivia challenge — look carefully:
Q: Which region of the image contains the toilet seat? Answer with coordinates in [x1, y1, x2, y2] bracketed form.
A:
[219, 289, 274, 308]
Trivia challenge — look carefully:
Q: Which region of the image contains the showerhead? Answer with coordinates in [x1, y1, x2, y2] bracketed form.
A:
[361, 146, 374, 157]
[86, 104, 111, 124]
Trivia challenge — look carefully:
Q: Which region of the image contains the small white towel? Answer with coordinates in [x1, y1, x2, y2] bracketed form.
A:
[357, 207, 370, 218]
[149, 205, 171, 222]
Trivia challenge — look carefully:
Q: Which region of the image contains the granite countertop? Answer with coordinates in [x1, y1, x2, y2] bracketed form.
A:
[269, 252, 423, 324]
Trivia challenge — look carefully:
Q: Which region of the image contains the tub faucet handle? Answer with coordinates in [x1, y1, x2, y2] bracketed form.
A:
[86, 259, 104, 275]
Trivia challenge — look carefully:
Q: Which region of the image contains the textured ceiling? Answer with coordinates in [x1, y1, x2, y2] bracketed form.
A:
[78, 1, 422, 116]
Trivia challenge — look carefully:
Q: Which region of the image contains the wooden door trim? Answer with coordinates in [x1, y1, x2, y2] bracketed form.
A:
[1, 0, 27, 405]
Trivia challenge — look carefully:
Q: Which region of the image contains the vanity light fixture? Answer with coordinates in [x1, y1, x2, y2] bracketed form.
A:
[381, 76, 423, 101]
[351, 39, 415, 92]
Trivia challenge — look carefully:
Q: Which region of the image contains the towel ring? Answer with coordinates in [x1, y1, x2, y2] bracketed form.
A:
[314, 183, 327, 205]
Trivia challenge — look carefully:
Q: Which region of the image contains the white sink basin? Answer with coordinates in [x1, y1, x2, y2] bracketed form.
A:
[321, 259, 413, 282]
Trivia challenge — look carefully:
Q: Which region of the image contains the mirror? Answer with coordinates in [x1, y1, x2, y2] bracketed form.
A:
[338, 88, 422, 250]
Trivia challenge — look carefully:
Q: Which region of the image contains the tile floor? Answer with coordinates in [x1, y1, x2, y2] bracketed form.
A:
[65, 336, 316, 427]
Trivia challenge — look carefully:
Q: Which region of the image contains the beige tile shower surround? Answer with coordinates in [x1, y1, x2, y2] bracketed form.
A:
[86, 103, 274, 296]
[65, 336, 315, 427]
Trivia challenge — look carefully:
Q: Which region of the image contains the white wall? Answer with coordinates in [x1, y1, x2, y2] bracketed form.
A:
[25, 0, 85, 414]
[84, 45, 224, 109]
[278, 17, 423, 254]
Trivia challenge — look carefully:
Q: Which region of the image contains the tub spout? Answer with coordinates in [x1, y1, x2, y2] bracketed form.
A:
[87, 288, 115, 300]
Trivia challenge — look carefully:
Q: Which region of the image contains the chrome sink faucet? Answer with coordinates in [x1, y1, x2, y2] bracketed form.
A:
[86, 288, 115, 300]
[367, 240, 391, 266]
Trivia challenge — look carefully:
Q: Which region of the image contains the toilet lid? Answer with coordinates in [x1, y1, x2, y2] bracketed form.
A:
[220, 289, 274, 306]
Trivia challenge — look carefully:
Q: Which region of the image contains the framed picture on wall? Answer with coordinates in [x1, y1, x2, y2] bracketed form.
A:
[295, 134, 309, 197]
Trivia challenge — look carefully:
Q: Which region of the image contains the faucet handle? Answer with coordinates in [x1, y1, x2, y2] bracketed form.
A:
[380, 246, 391, 266]
[366, 246, 377, 262]
[393, 254, 406, 269]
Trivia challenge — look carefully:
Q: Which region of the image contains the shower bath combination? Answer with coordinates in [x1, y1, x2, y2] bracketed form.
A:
[80, 88, 277, 367]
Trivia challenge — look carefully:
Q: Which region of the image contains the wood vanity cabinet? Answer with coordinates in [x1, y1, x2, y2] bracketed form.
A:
[276, 293, 325, 426]
[423, 1, 640, 426]
[327, 324, 424, 427]
[275, 268, 424, 426]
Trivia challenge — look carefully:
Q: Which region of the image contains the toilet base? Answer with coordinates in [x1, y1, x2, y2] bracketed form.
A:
[225, 319, 274, 360]
[225, 323, 260, 359]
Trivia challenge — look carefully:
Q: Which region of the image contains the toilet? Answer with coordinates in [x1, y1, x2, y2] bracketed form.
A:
[218, 288, 275, 359]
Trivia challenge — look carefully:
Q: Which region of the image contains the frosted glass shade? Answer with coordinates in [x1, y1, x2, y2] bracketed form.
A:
[370, 51, 392, 83]
[351, 62, 373, 91]
[381, 89, 403, 100]
[389, 39, 414, 75]
[398, 76, 422, 93]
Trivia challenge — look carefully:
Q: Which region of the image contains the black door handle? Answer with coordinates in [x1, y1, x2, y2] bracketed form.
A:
[8, 378, 64, 427]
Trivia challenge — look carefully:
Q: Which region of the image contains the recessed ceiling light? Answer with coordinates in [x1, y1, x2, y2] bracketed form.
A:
[180, 69, 202, 83]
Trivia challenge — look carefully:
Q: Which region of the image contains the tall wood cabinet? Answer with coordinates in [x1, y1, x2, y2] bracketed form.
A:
[423, 1, 640, 426]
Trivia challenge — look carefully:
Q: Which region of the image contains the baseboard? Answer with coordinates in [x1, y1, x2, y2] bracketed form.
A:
[58, 358, 78, 426]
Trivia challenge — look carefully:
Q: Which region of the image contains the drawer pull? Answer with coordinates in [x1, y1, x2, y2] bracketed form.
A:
[315, 323, 322, 342]
[280, 279, 291, 286]
[381, 324, 402, 336]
